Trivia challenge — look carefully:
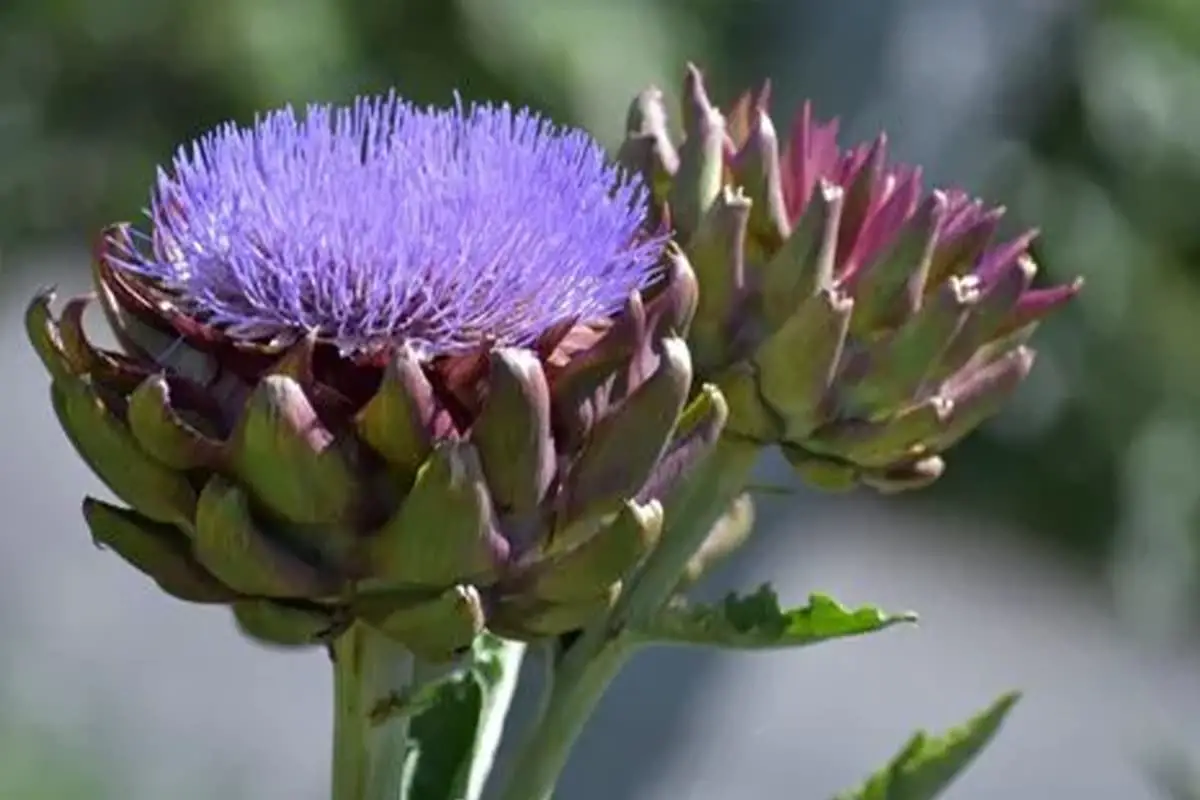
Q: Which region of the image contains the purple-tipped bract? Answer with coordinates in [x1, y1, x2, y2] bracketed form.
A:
[116, 94, 667, 357]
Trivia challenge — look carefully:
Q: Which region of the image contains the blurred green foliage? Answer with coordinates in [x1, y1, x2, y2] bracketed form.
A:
[0, 0, 738, 244]
[0, 714, 122, 799]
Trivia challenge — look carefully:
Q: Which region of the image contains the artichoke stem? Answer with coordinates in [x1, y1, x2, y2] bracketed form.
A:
[496, 635, 634, 800]
[330, 624, 417, 800]
[496, 436, 761, 800]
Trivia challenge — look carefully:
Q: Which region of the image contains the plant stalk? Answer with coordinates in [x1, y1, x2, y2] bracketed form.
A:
[463, 638, 527, 800]
[331, 623, 419, 800]
[496, 436, 761, 800]
[495, 630, 634, 800]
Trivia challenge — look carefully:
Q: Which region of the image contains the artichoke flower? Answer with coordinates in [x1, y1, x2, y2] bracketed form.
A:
[26, 96, 720, 659]
[619, 66, 1082, 493]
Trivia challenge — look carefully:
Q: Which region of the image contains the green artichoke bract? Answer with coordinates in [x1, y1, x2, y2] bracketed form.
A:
[26, 96, 727, 660]
[619, 65, 1083, 493]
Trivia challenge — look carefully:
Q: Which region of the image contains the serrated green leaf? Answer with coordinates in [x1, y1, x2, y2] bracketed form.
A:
[401, 634, 525, 800]
[836, 692, 1020, 800]
[630, 584, 916, 650]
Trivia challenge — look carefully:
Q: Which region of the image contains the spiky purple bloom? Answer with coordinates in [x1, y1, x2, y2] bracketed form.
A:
[116, 94, 667, 358]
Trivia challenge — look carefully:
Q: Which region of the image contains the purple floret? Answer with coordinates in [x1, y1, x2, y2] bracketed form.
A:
[117, 93, 667, 357]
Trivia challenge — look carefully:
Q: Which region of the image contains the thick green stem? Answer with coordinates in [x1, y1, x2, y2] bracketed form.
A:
[462, 638, 527, 800]
[496, 436, 761, 800]
[495, 631, 634, 800]
[331, 623, 418, 800]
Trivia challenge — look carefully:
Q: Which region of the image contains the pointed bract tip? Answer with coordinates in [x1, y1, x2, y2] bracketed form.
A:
[749, 103, 778, 141]
[721, 183, 753, 209]
[682, 63, 719, 120]
[1015, 254, 1039, 281]
[946, 274, 983, 305]
[1012, 278, 1083, 324]
[650, 247, 699, 336]
[489, 346, 539, 378]
[818, 179, 845, 204]
[864, 454, 946, 494]
[755, 79, 773, 112]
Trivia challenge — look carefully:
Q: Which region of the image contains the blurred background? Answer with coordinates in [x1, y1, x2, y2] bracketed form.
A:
[1, 0, 1199, 797]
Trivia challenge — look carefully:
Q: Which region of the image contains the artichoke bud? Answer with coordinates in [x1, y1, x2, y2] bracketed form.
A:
[353, 585, 485, 661]
[846, 193, 941, 335]
[781, 445, 859, 492]
[354, 345, 435, 489]
[620, 65, 1080, 493]
[366, 442, 507, 589]
[842, 275, 978, 416]
[232, 600, 338, 648]
[677, 492, 755, 590]
[616, 86, 680, 207]
[83, 497, 236, 603]
[472, 349, 555, 515]
[52, 374, 197, 527]
[686, 187, 751, 374]
[527, 499, 663, 604]
[194, 475, 338, 597]
[759, 182, 844, 330]
[728, 100, 790, 254]
[565, 335, 692, 521]
[668, 64, 727, 240]
[127, 374, 224, 470]
[753, 288, 854, 442]
[861, 456, 945, 494]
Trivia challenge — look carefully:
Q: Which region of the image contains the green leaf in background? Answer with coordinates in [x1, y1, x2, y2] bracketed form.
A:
[401, 634, 524, 800]
[835, 692, 1020, 800]
[629, 584, 917, 650]
[0, 715, 125, 800]
[1146, 750, 1200, 800]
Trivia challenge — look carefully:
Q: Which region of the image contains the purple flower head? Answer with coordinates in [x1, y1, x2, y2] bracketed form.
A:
[115, 93, 667, 359]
